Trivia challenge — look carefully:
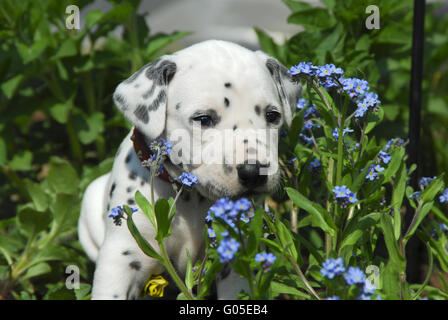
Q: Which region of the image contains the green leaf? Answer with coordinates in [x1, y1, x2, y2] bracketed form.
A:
[339, 212, 381, 250]
[288, 8, 337, 31]
[247, 207, 264, 255]
[9, 150, 33, 171]
[276, 219, 298, 261]
[22, 262, 51, 280]
[375, 22, 411, 45]
[47, 157, 79, 195]
[391, 161, 407, 239]
[381, 262, 401, 299]
[380, 214, 405, 271]
[24, 179, 48, 212]
[50, 193, 79, 234]
[404, 201, 434, 242]
[365, 107, 384, 134]
[16, 40, 47, 64]
[73, 111, 105, 145]
[75, 283, 92, 300]
[271, 281, 310, 299]
[50, 38, 77, 61]
[155, 198, 170, 241]
[145, 32, 192, 59]
[43, 283, 76, 300]
[126, 208, 162, 261]
[135, 190, 156, 229]
[85, 10, 104, 29]
[421, 174, 444, 203]
[282, 0, 312, 13]
[185, 249, 193, 291]
[49, 100, 74, 124]
[286, 187, 337, 237]
[17, 206, 51, 236]
[99, 3, 133, 24]
[33, 245, 70, 264]
[383, 147, 405, 181]
[1, 74, 24, 99]
[259, 238, 283, 253]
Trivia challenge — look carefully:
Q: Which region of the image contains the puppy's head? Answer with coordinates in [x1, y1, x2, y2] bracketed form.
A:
[113, 40, 300, 200]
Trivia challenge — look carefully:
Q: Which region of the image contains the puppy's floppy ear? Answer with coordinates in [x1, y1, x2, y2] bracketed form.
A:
[113, 57, 177, 139]
[255, 51, 301, 127]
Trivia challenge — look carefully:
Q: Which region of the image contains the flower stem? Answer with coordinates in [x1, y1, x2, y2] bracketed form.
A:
[287, 254, 321, 300]
[158, 242, 195, 300]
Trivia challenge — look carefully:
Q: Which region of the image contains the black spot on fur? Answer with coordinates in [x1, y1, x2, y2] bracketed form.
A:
[233, 125, 237, 131]
[113, 294, 120, 299]
[122, 250, 132, 256]
[129, 260, 141, 271]
[198, 193, 206, 202]
[176, 103, 181, 110]
[145, 59, 177, 85]
[109, 183, 116, 197]
[129, 171, 137, 180]
[142, 84, 156, 100]
[140, 179, 146, 186]
[224, 97, 230, 107]
[127, 198, 135, 205]
[255, 105, 261, 116]
[125, 151, 133, 164]
[148, 90, 166, 112]
[126, 186, 134, 193]
[106, 203, 110, 211]
[249, 119, 254, 125]
[134, 104, 149, 124]
[224, 82, 232, 88]
[113, 93, 128, 111]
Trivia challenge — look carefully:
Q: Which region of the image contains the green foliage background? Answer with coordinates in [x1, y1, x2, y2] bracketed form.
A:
[0, 0, 447, 299]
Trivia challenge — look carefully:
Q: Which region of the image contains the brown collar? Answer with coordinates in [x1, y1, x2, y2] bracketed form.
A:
[130, 127, 176, 185]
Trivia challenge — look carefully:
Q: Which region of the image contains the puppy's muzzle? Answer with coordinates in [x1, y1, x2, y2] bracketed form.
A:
[237, 161, 268, 189]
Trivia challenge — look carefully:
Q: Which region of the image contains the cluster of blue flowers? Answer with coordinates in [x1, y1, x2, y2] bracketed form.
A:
[366, 164, 385, 181]
[308, 158, 321, 173]
[440, 188, 448, 204]
[255, 251, 277, 272]
[288, 62, 380, 119]
[321, 257, 377, 300]
[217, 234, 240, 263]
[142, 138, 173, 176]
[331, 127, 353, 140]
[296, 98, 321, 145]
[332, 185, 358, 208]
[175, 172, 198, 187]
[320, 257, 345, 279]
[108, 205, 138, 226]
[419, 176, 436, 189]
[206, 197, 254, 263]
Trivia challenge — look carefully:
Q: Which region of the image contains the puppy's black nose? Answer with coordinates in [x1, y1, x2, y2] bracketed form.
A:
[237, 161, 267, 188]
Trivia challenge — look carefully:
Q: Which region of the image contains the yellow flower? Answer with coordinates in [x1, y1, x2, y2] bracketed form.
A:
[143, 275, 169, 298]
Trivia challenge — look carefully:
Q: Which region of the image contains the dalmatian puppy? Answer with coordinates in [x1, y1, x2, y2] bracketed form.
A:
[78, 40, 300, 300]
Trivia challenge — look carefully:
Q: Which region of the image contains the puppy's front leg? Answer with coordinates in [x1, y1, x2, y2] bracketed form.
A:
[91, 232, 163, 300]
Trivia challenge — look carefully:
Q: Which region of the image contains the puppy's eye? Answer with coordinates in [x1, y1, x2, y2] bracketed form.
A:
[193, 115, 214, 127]
[265, 111, 281, 124]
